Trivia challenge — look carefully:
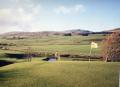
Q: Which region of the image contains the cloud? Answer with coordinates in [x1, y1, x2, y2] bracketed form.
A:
[0, 0, 41, 33]
[54, 4, 85, 15]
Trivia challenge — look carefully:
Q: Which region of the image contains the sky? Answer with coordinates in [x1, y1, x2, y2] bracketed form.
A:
[0, 0, 120, 33]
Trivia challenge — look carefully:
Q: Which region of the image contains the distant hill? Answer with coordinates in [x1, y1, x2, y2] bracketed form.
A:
[0, 29, 93, 37]
[0, 28, 119, 38]
[64, 29, 93, 36]
[0, 31, 63, 38]
[65, 29, 93, 33]
[107, 28, 120, 32]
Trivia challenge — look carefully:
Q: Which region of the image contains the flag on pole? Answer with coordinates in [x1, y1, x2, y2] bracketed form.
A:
[91, 42, 98, 48]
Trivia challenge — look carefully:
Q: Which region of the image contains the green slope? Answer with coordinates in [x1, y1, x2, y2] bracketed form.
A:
[0, 61, 119, 87]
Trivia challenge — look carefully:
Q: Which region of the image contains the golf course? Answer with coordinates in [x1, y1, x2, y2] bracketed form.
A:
[0, 0, 120, 86]
[0, 34, 120, 87]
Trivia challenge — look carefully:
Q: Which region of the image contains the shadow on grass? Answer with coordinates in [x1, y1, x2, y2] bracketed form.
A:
[0, 60, 14, 67]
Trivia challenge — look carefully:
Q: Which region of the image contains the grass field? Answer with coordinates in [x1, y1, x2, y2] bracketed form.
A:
[0, 35, 120, 87]
[0, 61, 120, 87]
[0, 35, 104, 57]
[0, 35, 104, 46]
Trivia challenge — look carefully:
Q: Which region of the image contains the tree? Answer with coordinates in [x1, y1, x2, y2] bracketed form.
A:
[102, 32, 120, 62]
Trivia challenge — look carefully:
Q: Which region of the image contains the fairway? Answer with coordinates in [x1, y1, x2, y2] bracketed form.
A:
[0, 61, 119, 87]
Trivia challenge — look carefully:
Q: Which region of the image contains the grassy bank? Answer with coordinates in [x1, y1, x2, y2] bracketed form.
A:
[0, 61, 119, 87]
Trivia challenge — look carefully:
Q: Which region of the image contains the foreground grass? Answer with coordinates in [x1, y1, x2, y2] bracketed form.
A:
[0, 61, 119, 87]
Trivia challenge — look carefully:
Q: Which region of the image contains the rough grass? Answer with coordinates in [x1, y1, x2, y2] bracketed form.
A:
[0, 61, 119, 87]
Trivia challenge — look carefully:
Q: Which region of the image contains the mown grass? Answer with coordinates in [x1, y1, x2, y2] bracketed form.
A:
[0, 61, 119, 87]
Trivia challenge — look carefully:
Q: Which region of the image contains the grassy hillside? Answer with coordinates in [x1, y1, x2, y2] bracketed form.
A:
[0, 61, 119, 87]
[0, 35, 104, 46]
[0, 34, 105, 59]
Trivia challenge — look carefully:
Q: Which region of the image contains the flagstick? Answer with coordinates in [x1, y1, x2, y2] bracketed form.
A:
[89, 47, 92, 61]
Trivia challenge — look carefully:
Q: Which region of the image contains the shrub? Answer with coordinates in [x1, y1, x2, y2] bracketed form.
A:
[102, 32, 120, 62]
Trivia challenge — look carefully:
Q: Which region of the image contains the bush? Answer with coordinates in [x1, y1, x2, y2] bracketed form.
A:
[102, 32, 120, 62]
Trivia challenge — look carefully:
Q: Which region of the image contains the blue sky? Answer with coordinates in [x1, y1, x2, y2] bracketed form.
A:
[0, 0, 120, 33]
